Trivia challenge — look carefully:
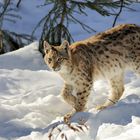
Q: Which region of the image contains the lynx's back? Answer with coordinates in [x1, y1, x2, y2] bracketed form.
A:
[69, 24, 140, 78]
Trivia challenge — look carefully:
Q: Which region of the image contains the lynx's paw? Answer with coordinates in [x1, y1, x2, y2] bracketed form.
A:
[64, 110, 76, 124]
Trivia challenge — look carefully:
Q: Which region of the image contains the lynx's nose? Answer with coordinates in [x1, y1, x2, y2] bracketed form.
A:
[52, 66, 55, 70]
[53, 66, 61, 71]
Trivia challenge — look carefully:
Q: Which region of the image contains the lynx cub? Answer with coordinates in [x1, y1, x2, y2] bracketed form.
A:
[44, 24, 140, 120]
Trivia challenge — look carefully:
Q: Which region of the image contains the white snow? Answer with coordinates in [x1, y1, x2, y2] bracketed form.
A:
[0, 1, 140, 140]
[0, 42, 140, 140]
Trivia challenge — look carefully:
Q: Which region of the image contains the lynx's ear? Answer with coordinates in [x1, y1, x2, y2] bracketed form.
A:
[59, 40, 70, 57]
[60, 40, 69, 50]
[43, 41, 51, 53]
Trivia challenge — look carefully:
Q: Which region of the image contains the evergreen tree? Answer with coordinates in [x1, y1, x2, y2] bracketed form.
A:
[0, 0, 34, 54]
[33, 0, 137, 55]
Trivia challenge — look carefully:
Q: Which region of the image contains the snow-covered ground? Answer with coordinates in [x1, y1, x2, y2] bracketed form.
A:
[1, 1, 140, 140]
[0, 42, 140, 140]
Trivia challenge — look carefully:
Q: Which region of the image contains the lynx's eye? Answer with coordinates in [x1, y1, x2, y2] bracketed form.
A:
[45, 49, 49, 54]
[57, 58, 62, 62]
[48, 58, 52, 63]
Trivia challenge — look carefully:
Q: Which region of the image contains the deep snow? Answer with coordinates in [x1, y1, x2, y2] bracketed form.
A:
[0, 0, 140, 140]
[0, 42, 140, 140]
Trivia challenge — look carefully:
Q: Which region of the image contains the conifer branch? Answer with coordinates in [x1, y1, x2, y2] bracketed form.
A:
[112, 0, 124, 27]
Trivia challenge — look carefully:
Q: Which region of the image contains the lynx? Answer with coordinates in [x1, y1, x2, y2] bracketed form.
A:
[44, 24, 140, 121]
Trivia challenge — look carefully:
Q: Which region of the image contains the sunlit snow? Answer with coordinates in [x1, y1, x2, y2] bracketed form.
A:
[0, 1, 140, 140]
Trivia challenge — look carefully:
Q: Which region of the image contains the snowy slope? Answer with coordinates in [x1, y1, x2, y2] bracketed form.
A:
[0, 1, 140, 140]
[0, 42, 140, 140]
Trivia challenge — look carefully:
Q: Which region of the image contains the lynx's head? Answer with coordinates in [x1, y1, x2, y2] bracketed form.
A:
[43, 40, 70, 72]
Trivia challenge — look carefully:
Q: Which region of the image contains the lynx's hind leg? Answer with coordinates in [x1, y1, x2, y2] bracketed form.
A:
[96, 72, 124, 110]
[133, 56, 140, 76]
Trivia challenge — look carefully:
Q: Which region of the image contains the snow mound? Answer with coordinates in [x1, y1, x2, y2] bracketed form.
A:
[97, 116, 140, 140]
[0, 42, 140, 140]
[0, 42, 47, 71]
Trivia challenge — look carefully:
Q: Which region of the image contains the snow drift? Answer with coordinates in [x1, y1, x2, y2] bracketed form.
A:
[0, 42, 140, 140]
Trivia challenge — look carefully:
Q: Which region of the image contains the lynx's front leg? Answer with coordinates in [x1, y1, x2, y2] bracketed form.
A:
[96, 73, 124, 110]
[75, 79, 93, 112]
[62, 80, 93, 123]
[61, 84, 77, 122]
[61, 83, 76, 107]
[63, 81, 92, 123]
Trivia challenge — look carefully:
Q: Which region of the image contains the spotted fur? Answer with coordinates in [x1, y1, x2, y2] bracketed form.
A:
[44, 24, 140, 114]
